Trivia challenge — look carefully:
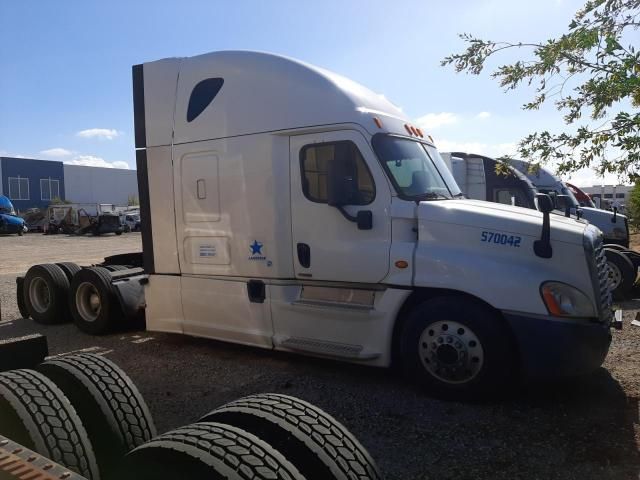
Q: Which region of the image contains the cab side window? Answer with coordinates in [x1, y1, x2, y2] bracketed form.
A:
[300, 141, 375, 205]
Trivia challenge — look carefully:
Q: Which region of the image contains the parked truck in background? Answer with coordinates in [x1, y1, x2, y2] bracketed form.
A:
[0, 195, 27, 235]
[17, 51, 615, 398]
[442, 152, 638, 297]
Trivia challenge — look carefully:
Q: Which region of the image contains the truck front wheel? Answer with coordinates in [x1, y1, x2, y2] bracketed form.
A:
[400, 297, 515, 399]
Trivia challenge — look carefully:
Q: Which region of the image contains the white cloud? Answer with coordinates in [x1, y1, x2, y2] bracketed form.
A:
[434, 139, 518, 158]
[415, 112, 458, 129]
[76, 128, 121, 140]
[40, 147, 73, 158]
[64, 155, 130, 169]
[476, 112, 491, 120]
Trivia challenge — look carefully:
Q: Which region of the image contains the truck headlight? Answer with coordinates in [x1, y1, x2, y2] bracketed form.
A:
[540, 282, 595, 318]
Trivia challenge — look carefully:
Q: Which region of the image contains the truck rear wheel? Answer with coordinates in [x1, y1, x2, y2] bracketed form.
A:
[69, 267, 121, 335]
[117, 422, 304, 480]
[38, 353, 156, 478]
[199, 393, 381, 480]
[56, 262, 82, 282]
[400, 296, 515, 399]
[0, 369, 100, 479]
[604, 249, 636, 298]
[23, 264, 71, 324]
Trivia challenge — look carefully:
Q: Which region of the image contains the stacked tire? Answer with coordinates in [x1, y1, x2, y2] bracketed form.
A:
[0, 353, 380, 480]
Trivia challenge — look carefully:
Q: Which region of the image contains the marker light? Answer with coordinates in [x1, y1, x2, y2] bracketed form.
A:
[416, 128, 424, 138]
[404, 124, 413, 135]
[395, 260, 409, 269]
[373, 117, 383, 129]
[410, 126, 419, 136]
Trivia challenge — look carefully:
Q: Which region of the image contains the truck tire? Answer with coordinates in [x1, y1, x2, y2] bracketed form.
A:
[116, 422, 304, 480]
[38, 353, 156, 478]
[604, 249, 636, 298]
[57, 262, 82, 282]
[200, 394, 381, 480]
[23, 263, 71, 324]
[400, 296, 516, 399]
[0, 369, 100, 479]
[69, 267, 121, 335]
[16, 276, 30, 319]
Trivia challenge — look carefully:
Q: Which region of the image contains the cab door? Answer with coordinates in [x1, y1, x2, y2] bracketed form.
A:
[290, 130, 391, 283]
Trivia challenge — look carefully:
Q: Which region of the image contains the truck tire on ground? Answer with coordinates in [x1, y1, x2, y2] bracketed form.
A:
[0, 369, 100, 479]
[400, 296, 516, 399]
[56, 262, 82, 282]
[38, 353, 156, 478]
[604, 248, 636, 298]
[23, 263, 71, 324]
[200, 394, 381, 480]
[69, 267, 121, 335]
[116, 422, 304, 480]
[15, 277, 30, 319]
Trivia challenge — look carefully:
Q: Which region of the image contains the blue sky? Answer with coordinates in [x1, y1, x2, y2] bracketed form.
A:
[0, 0, 616, 185]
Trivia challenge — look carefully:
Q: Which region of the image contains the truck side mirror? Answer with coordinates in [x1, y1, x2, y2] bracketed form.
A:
[556, 194, 571, 217]
[536, 194, 554, 214]
[534, 193, 553, 259]
[327, 160, 356, 207]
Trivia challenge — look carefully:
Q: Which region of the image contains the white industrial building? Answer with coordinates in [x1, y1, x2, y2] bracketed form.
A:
[63, 164, 138, 206]
[580, 184, 632, 208]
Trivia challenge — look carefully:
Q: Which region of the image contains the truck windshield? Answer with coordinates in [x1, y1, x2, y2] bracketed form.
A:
[372, 135, 462, 200]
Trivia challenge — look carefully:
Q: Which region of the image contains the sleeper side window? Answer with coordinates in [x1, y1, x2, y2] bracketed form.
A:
[187, 78, 224, 122]
[300, 141, 375, 205]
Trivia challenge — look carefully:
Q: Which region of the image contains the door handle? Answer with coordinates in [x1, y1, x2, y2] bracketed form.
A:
[297, 243, 311, 268]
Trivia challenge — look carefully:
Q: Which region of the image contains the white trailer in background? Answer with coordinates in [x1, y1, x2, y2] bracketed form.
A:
[18, 51, 615, 398]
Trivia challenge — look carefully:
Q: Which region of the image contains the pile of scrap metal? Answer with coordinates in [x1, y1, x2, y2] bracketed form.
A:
[45, 204, 124, 236]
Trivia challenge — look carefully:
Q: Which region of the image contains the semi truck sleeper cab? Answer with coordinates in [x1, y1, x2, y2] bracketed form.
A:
[18, 51, 615, 398]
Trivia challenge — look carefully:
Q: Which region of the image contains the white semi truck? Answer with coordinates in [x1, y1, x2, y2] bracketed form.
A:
[18, 51, 615, 398]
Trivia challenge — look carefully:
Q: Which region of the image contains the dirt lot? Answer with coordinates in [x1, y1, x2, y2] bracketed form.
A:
[0, 232, 638, 479]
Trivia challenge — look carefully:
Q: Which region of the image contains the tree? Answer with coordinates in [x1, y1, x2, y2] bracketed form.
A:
[628, 182, 640, 228]
[442, 0, 640, 179]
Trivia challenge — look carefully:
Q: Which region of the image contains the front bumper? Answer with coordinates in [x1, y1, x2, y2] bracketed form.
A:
[504, 312, 612, 378]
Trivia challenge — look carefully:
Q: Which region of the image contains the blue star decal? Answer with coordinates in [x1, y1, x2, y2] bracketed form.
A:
[250, 240, 263, 255]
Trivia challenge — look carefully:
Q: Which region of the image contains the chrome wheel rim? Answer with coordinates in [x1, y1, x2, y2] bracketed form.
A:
[419, 320, 485, 384]
[76, 282, 101, 322]
[29, 277, 51, 313]
[607, 261, 622, 290]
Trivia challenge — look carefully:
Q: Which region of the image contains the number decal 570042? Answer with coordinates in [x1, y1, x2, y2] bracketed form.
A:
[481, 231, 522, 247]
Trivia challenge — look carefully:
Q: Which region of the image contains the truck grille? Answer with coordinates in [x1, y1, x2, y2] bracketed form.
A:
[592, 235, 614, 323]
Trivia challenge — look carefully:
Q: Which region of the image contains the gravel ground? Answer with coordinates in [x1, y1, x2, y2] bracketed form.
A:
[0, 232, 638, 479]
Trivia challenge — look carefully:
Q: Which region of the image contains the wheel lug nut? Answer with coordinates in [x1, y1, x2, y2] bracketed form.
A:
[437, 338, 443, 344]
[446, 337, 452, 344]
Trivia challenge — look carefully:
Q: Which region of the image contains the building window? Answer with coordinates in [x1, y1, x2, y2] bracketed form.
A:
[300, 141, 375, 205]
[8, 177, 29, 200]
[604, 193, 613, 199]
[40, 178, 60, 201]
[616, 193, 625, 198]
